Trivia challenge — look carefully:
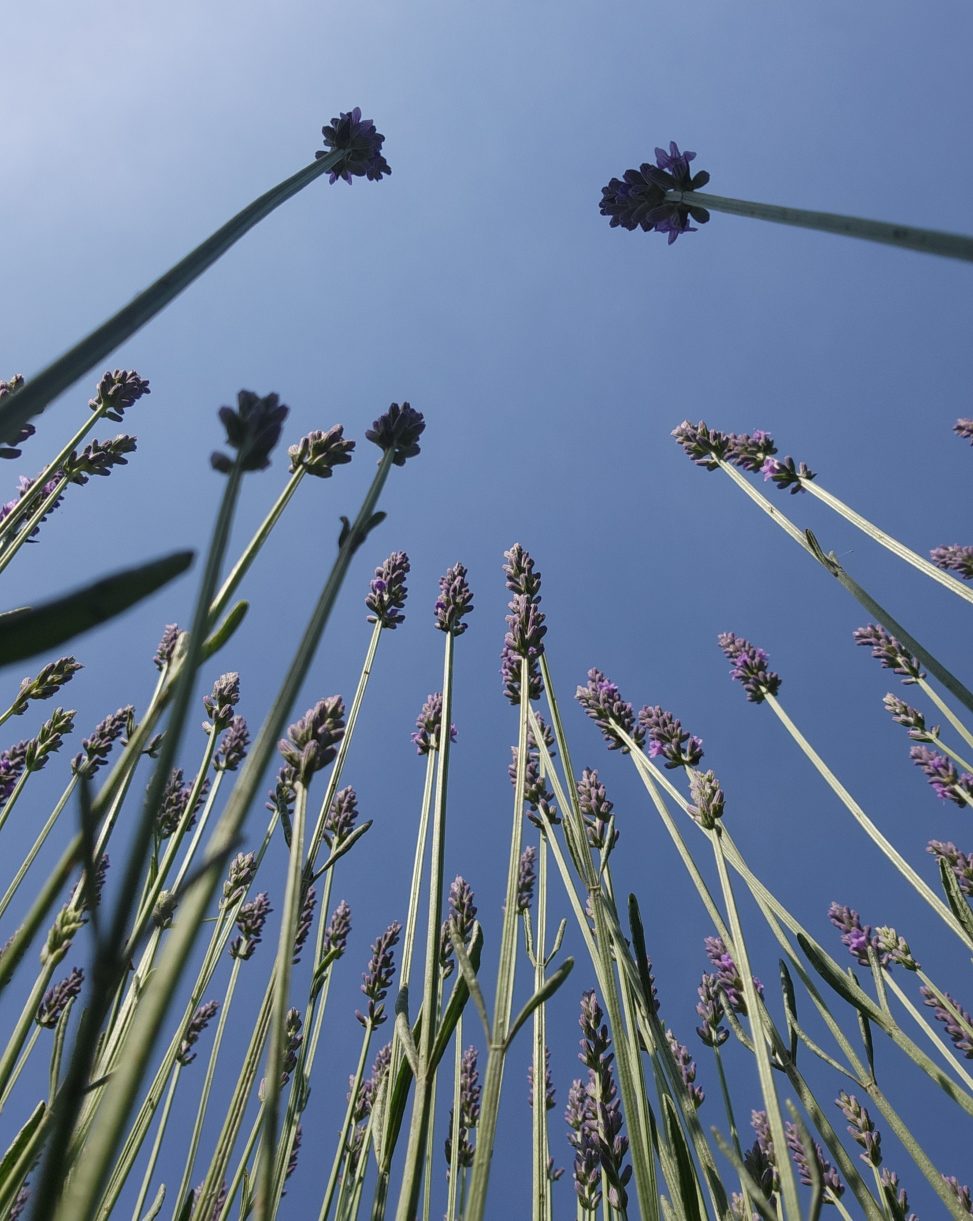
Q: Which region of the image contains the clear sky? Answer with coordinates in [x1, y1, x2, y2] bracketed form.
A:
[2, 1, 972, 1216]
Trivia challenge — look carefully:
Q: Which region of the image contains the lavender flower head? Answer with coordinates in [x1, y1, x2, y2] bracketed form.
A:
[565, 1077, 603, 1211]
[718, 632, 781, 703]
[928, 840, 973, 896]
[316, 107, 391, 183]
[292, 886, 317, 964]
[65, 434, 136, 484]
[671, 419, 730, 469]
[760, 454, 816, 493]
[222, 852, 257, 905]
[503, 543, 542, 599]
[577, 767, 617, 851]
[230, 892, 272, 961]
[448, 875, 478, 943]
[576, 668, 645, 753]
[528, 1046, 556, 1111]
[323, 785, 359, 846]
[215, 715, 249, 772]
[930, 544, 973, 581]
[0, 741, 29, 802]
[575, 990, 632, 1210]
[516, 844, 536, 913]
[638, 704, 703, 769]
[882, 694, 933, 741]
[71, 706, 131, 778]
[155, 768, 204, 839]
[202, 672, 240, 734]
[704, 935, 763, 1013]
[688, 769, 725, 830]
[919, 986, 973, 1059]
[435, 562, 474, 635]
[365, 402, 424, 466]
[210, 390, 289, 474]
[665, 1028, 704, 1108]
[287, 425, 355, 478]
[853, 624, 924, 684]
[696, 973, 728, 1047]
[356, 920, 401, 1028]
[36, 966, 84, 1028]
[785, 1122, 844, 1198]
[366, 550, 410, 628]
[0, 472, 64, 540]
[154, 624, 182, 671]
[11, 656, 82, 717]
[89, 369, 150, 421]
[412, 692, 457, 755]
[725, 429, 777, 472]
[910, 744, 973, 806]
[177, 1000, 219, 1065]
[836, 1092, 882, 1167]
[954, 419, 973, 443]
[599, 141, 710, 243]
[323, 899, 352, 960]
[445, 1045, 481, 1172]
[943, 1176, 973, 1213]
[278, 695, 345, 784]
[828, 902, 887, 968]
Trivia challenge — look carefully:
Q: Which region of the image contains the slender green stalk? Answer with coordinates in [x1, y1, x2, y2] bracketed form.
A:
[131, 1065, 181, 1221]
[764, 691, 971, 948]
[0, 758, 32, 837]
[918, 676, 973, 755]
[0, 831, 81, 991]
[320, 1028, 375, 1221]
[63, 448, 397, 1221]
[0, 148, 347, 443]
[0, 1025, 40, 1110]
[885, 972, 973, 1091]
[0, 471, 71, 576]
[444, 1022, 465, 1221]
[669, 187, 973, 262]
[531, 837, 549, 1221]
[798, 479, 973, 606]
[0, 775, 77, 919]
[254, 781, 308, 1221]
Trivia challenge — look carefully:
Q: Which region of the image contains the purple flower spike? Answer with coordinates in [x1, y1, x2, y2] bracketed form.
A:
[577, 767, 617, 851]
[323, 899, 352, 960]
[210, 390, 288, 474]
[516, 845, 536, 913]
[704, 936, 764, 1014]
[316, 107, 390, 183]
[785, 1123, 844, 1198]
[930, 544, 973, 581]
[666, 1028, 704, 1108]
[927, 840, 973, 896]
[36, 966, 84, 1028]
[726, 430, 778, 472]
[836, 1092, 882, 1168]
[575, 990, 632, 1210]
[943, 1176, 973, 1213]
[503, 543, 542, 599]
[445, 1046, 481, 1172]
[434, 562, 474, 635]
[688, 769, 724, 830]
[696, 973, 728, 1047]
[718, 633, 781, 703]
[366, 402, 425, 466]
[278, 695, 345, 784]
[638, 704, 703, 769]
[671, 419, 730, 470]
[89, 369, 151, 421]
[215, 715, 249, 772]
[292, 886, 317, 964]
[910, 745, 973, 806]
[600, 141, 710, 243]
[287, 425, 355, 478]
[853, 624, 924, 685]
[231, 892, 272, 961]
[920, 986, 973, 1058]
[828, 902, 887, 967]
[356, 921, 401, 1028]
[366, 551, 410, 628]
[954, 419, 973, 443]
[177, 1000, 219, 1066]
[760, 455, 815, 493]
[412, 692, 457, 755]
[324, 786, 359, 846]
[576, 668, 645, 753]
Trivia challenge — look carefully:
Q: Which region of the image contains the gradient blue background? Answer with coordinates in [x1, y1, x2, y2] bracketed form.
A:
[2, 1, 972, 1215]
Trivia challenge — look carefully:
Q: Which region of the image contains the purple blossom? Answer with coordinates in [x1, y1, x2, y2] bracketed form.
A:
[910, 745, 973, 806]
[292, 886, 317, 964]
[278, 695, 345, 784]
[882, 694, 933, 741]
[365, 551, 410, 628]
[760, 455, 816, 493]
[230, 892, 272, 960]
[599, 142, 710, 243]
[222, 852, 257, 905]
[785, 1121, 844, 1198]
[365, 402, 424, 466]
[501, 594, 546, 699]
[577, 767, 617, 851]
[565, 1077, 602, 1211]
[71, 706, 131, 778]
[445, 1046, 481, 1173]
[266, 765, 296, 821]
[154, 624, 181, 671]
[356, 921, 401, 1028]
[748, 1110, 780, 1196]
[214, 716, 249, 772]
[954, 419, 973, 443]
[323, 786, 359, 845]
[576, 990, 632, 1210]
[943, 1176, 973, 1213]
[65, 434, 136, 484]
[528, 1047, 556, 1111]
[210, 390, 288, 474]
[156, 769, 205, 839]
[202, 673, 240, 733]
[576, 668, 645, 753]
[36, 966, 84, 1028]
[435, 562, 474, 635]
[666, 1028, 704, 1108]
[510, 742, 558, 829]
[89, 369, 150, 421]
[874, 926, 919, 971]
[411, 692, 457, 755]
[688, 769, 725, 830]
[718, 632, 781, 702]
[927, 840, 973, 896]
[503, 543, 542, 600]
[11, 656, 82, 716]
[853, 624, 924, 684]
[880, 1169, 918, 1221]
[704, 936, 764, 1013]
[725, 430, 778, 472]
[316, 107, 390, 183]
[695, 973, 728, 1047]
[671, 419, 731, 470]
[448, 876, 478, 944]
[0, 741, 29, 802]
[930, 544, 973, 580]
[836, 1092, 882, 1167]
[287, 425, 355, 478]
[828, 902, 886, 967]
[516, 845, 536, 913]
[919, 985, 973, 1058]
[323, 899, 352, 961]
[280, 1008, 303, 1084]
[638, 704, 703, 769]
[0, 472, 65, 539]
[177, 1000, 219, 1066]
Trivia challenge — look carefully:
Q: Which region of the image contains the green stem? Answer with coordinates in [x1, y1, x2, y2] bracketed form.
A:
[919, 677, 973, 755]
[0, 471, 70, 577]
[319, 1029, 374, 1221]
[0, 775, 77, 919]
[671, 188, 973, 262]
[0, 1024, 40, 1110]
[531, 837, 548, 1221]
[0, 149, 348, 443]
[131, 1064, 181, 1221]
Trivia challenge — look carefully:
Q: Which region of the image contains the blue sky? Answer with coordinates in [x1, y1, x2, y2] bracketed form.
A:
[2, 1, 972, 1215]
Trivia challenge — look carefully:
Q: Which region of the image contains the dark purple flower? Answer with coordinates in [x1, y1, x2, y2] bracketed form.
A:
[230, 892, 272, 960]
[89, 369, 150, 421]
[516, 845, 536, 913]
[718, 633, 781, 702]
[575, 990, 632, 1210]
[704, 936, 763, 1013]
[323, 786, 359, 846]
[316, 107, 390, 183]
[266, 764, 296, 821]
[71, 706, 131, 778]
[910, 745, 973, 806]
[65, 434, 136, 485]
[785, 1121, 844, 1198]
[853, 624, 924, 684]
[928, 840, 973, 896]
[671, 419, 731, 470]
[351, 1042, 391, 1125]
[528, 1046, 556, 1111]
[503, 543, 542, 600]
[445, 1046, 481, 1172]
[599, 142, 710, 243]
[695, 973, 728, 1047]
[930, 544, 973, 580]
[287, 425, 355, 478]
[202, 672, 240, 732]
[500, 637, 543, 704]
[222, 852, 257, 905]
[278, 695, 345, 784]
[502, 594, 546, 693]
[577, 767, 617, 851]
[21, 707, 74, 775]
[365, 551, 410, 628]
[638, 704, 703, 769]
[688, 769, 725, 830]
[284, 1123, 302, 1189]
[292, 886, 317, 964]
[412, 692, 457, 755]
[356, 921, 401, 1028]
[435, 562, 474, 635]
[836, 1092, 882, 1167]
[954, 419, 973, 443]
[760, 455, 815, 493]
[156, 769, 206, 839]
[510, 743, 558, 829]
[725, 430, 778, 472]
[0, 741, 29, 802]
[280, 1008, 303, 1084]
[749, 1111, 780, 1196]
[919, 985, 973, 1058]
[874, 926, 919, 971]
[448, 876, 478, 943]
[828, 902, 883, 967]
[0, 472, 64, 540]
[36, 966, 84, 1028]
[565, 1077, 603, 1211]
[882, 694, 933, 741]
[365, 402, 424, 466]
[666, 1028, 704, 1108]
[576, 668, 645, 753]
[879, 1169, 918, 1221]
[177, 1000, 219, 1065]
[323, 899, 352, 961]
[943, 1176, 973, 1213]
[154, 624, 181, 671]
[11, 657, 82, 717]
[214, 715, 249, 772]
[210, 390, 289, 474]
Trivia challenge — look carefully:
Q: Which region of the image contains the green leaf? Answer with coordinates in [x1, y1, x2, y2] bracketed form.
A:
[504, 958, 574, 1050]
[0, 1100, 45, 1205]
[939, 858, 973, 942]
[0, 551, 194, 664]
[661, 1094, 703, 1221]
[138, 1182, 166, 1221]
